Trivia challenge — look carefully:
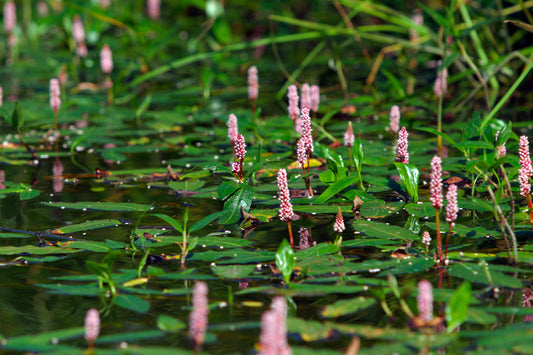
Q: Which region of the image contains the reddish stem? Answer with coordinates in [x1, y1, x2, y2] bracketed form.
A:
[287, 221, 294, 248]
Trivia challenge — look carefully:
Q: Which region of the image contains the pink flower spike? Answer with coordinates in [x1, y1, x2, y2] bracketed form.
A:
[3, 1, 16, 33]
[495, 130, 506, 157]
[258, 297, 291, 355]
[296, 138, 307, 170]
[433, 67, 448, 98]
[300, 108, 313, 153]
[333, 207, 345, 233]
[189, 281, 209, 351]
[277, 169, 294, 223]
[390, 105, 400, 134]
[247, 66, 258, 101]
[422, 231, 431, 246]
[84, 308, 100, 346]
[227, 113, 239, 143]
[430, 156, 443, 210]
[50, 78, 61, 113]
[519, 135, 532, 197]
[231, 161, 241, 179]
[287, 85, 300, 122]
[344, 121, 354, 148]
[310, 85, 320, 113]
[72, 15, 86, 44]
[100, 44, 113, 74]
[234, 134, 246, 162]
[147, 0, 160, 20]
[417, 280, 433, 323]
[300, 83, 311, 112]
[0, 86, 3, 107]
[396, 127, 409, 163]
[445, 184, 458, 226]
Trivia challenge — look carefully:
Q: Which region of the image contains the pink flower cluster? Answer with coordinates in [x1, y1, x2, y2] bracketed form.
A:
[287, 85, 300, 123]
[417, 280, 433, 323]
[100, 44, 113, 74]
[300, 84, 311, 112]
[495, 130, 506, 157]
[258, 297, 291, 355]
[430, 156, 443, 209]
[390, 105, 400, 134]
[248, 66, 258, 101]
[277, 169, 294, 222]
[49, 78, 61, 113]
[3, 1, 16, 33]
[518, 135, 532, 197]
[333, 208, 345, 233]
[446, 184, 458, 226]
[344, 122, 354, 148]
[147, 0, 160, 20]
[0, 86, 3, 107]
[232, 134, 246, 179]
[227, 113, 238, 143]
[422, 231, 431, 246]
[296, 108, 314, 170]
[84, 308, 100, 345]
[189, 281, 209, 350]
[310, 85, 320, 113]
[298, 227, 315, 250]
[396, 127, 409, 163]
[72, 15, 87, 57]
[433, 67, 448, 98]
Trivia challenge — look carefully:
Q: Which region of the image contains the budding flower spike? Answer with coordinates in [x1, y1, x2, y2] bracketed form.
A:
[396, 126, 409, 164]
[147, 0, 160, 20]
[189, 281, 209, 353]
[233, 134, 246, 181]
[50, 78, 61, 131]
[258, 297, 291, 355]
[300, 83, 311, 112]
[422, 231, 431, 254]
[429, 156, 443, 262]
[389, 105, 400, 135]
[444, 184, 458, 260]
[277, 169, 295, 247]
[310, 85, 320, 117]
[72, 15, 87, 58]
[227, 113, 239, 158]
[434, 65, 447, 156]
[518, 135, 533, 227]
[100, 44, 114, 104]
[298, 108, 314, 196]
[417, 280, 433, 324]
[84, 308, 100, 349]
[287, 84, 300, 129]
[3, 1, 17, 58]
[333, 207, 345, 246]
[248, 66, 258, 116]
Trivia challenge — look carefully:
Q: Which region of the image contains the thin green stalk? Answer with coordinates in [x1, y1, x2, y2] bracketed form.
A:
[481, 52, 533, 130]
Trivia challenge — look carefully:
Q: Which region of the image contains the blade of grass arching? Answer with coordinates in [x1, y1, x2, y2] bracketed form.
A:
[459, 3, 500, 105]
[274, 41, 326, 101]
[64, 1, 133, 32]
[480, 52, 533, 130]
[125, 32, 325, 90]
[269, 15, 441, 54]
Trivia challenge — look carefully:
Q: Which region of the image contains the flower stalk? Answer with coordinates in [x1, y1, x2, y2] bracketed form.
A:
[430, 156, 443, 263]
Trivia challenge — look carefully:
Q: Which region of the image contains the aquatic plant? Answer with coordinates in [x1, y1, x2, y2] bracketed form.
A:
[444, 184, 458, 260]
[430, 156, 443, 263]
[248, 66, 258, 116]
[396, 127, 409, 164]
[258, 297, 291, 355]
[72, 15, 87, 58]
[84, 308, 100, 349]
[49, 78, 61, 131]
[277, 168, 294, 247]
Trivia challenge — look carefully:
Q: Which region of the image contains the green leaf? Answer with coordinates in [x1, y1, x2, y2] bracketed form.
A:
[360, 200, 403, 218]
[189, 210, 226, 232]
[150, 213, 184, 233]
[353, 137, 364, 173]
[58, 241, 111, 252]
[0, 246, 79, 255]
[448, 263, 523, 288]
[446, 282, 471, 333]
[11, 102, 24, 131]
[404, 202, 436, 218]
[113, 294, 150, 313]
[19, 189, 39, 200]
[157, 315, 186, 333]
[395, 163, 419, 202]
[211, 264, 256, 279]
[49, 219, 128, 234]
[295, 242, 339, 259]
[42, 201, 153, 212]
[276, 239, 295, 285]
[96, 330, 165, 344]
[219, 184, 254, 224]
[314, 176, 358, 203]
[352, 220, 420, 241]
[320, 296, 376, 318]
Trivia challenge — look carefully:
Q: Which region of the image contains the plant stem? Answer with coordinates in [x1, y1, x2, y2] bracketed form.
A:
[435, 209, 442, 263]
[287, 221, 294, 248]
[444, 222, 452, 261]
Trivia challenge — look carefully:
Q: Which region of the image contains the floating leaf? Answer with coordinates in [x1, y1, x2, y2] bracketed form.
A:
[42, 202, 153, 212]
[211, 264, 256, 279]
[96, 330, 165, 344]
[50, 219, 129, 234]
[448, 263, 523, 288]
[113, 294, 150, 313]
[320, 296, 376, 318]
[58, 241, 111, 252]
[0, 246, 79, 255]
[353, 220, 420, 241]
[157, 315, 186, 333]
[360, 200, 403, 218]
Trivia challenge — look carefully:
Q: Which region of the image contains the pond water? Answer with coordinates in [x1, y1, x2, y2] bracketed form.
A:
[0, 1, 532, 354]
